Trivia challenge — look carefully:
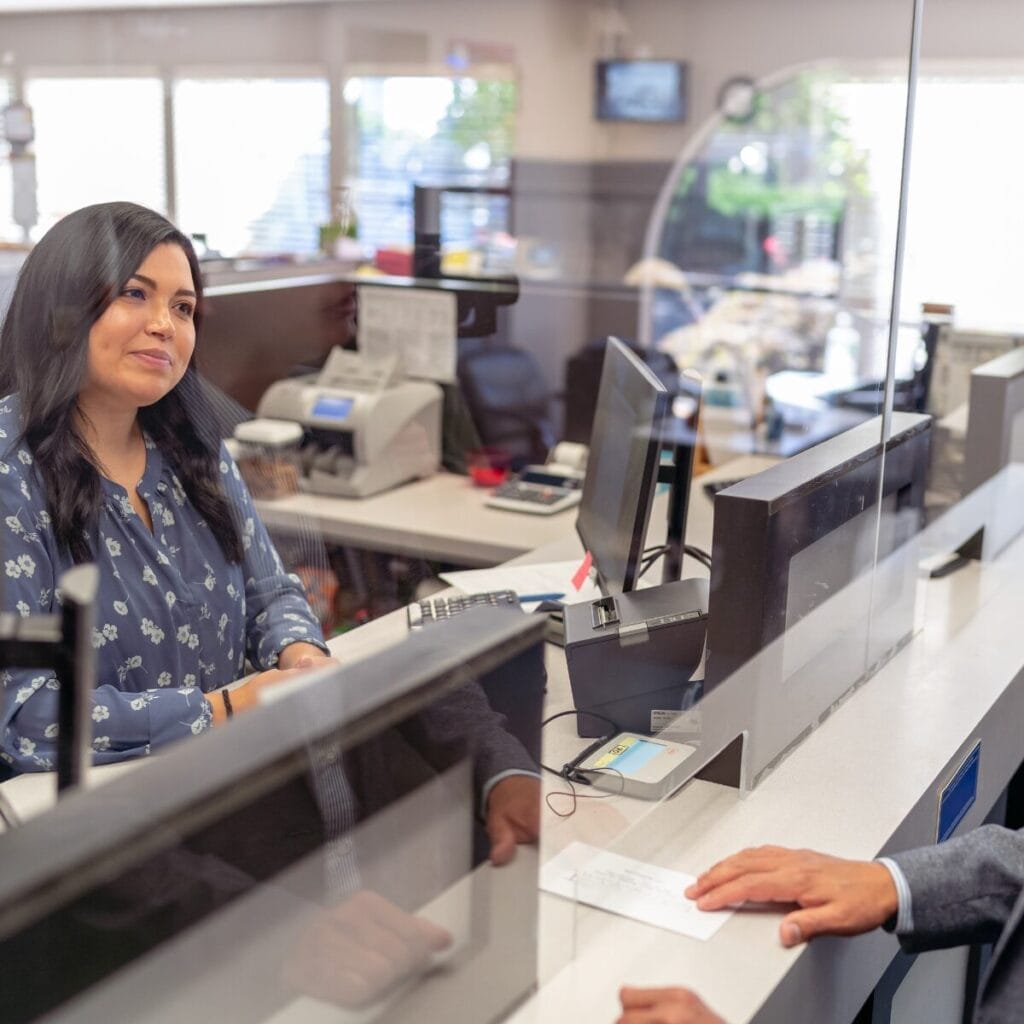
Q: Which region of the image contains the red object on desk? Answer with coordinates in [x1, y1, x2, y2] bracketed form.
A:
[467, 447, 511, 487]
[373, 247, 414, 276]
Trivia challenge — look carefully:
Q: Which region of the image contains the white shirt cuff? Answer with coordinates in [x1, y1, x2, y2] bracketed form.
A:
[480, 768, 542, 815]
[877, 857, 914, 934]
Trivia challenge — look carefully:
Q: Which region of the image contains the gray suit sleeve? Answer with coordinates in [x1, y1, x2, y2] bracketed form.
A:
[890, 825, 1024, 953]
[416, 682, 538, 799]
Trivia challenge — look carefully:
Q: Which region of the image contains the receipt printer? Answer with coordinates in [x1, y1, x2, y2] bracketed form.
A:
[256, 349, 442, 498]
[564, 578, 708, 737]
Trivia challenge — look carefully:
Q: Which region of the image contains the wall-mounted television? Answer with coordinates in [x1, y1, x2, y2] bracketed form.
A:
[595, 59, 688, 123]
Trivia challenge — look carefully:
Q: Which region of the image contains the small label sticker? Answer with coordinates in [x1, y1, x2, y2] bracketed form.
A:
[651, 708, 702, 737]
[571, 551, 593, 592]
[651, 710, 682, 732]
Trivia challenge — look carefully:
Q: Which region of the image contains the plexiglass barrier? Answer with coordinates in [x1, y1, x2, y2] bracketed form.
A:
[0, 610, 546, 1023]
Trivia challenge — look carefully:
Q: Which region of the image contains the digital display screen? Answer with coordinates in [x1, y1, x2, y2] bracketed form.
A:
[312, 395, 354, 421]
[519, 469, 580, 489]
[593, 736, 664, 775]
[596, 60, 687, 122]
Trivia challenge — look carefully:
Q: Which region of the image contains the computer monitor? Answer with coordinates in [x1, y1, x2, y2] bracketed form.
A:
[705, 412, 931, 692]
[576, 336, 671, 596]
[957, 347, 1024, 560]
[595, 60, 688, 123]
[0, 609, 546, 1023]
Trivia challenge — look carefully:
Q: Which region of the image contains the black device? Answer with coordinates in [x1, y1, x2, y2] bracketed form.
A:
[564, 578, 708, 737]
[705, 412, 931, 693]
[566, 338, 706, 737]
[576, 336, 671, 596]
[595, 59, 688, 123]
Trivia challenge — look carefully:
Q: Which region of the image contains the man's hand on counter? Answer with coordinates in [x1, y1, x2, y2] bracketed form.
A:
[485, 774, 541, 866]
[617, 986, 724, 1024]
[685, 846, 898, 947]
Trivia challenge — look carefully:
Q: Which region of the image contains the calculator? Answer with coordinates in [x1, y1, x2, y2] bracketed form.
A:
[485, 465, 584, 516]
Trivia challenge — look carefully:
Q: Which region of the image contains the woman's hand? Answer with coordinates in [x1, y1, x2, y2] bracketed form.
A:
[276, 642, 338, 671]
[206, 666, 305, 722]
[206, 644, 340, 723]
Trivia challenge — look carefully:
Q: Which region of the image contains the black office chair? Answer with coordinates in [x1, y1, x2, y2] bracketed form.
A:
[563, 337, 681, 444]
[456, 345, 557, 470]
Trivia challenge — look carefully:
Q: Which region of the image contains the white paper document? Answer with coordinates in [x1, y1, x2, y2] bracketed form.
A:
[439, 561, 600, 612]
[357, 285, 457, 383]
[540, 841, 733, 940]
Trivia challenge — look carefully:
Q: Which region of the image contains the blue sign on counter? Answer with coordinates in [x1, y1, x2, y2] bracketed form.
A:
[937, 741, 981, 843]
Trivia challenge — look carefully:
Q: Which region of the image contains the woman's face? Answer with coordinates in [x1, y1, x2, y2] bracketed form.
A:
[79, 242, 197, 416]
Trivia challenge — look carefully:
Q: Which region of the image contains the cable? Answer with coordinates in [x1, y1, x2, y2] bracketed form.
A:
[540, 708, 623, 818]
[684, 544, 712, 570]
[637, 543, 712, 578]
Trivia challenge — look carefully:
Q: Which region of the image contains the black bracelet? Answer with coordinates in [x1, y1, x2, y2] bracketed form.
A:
[221, 688, 234, 719]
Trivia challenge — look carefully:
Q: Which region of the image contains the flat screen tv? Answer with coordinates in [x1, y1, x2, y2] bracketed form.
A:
[595, 59, 688, 123]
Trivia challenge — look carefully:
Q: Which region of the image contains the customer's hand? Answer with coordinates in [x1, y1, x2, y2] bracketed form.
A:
[485, 774, 541, 866]
[617, 986, 724, 1024]
[283, 889, 451, 1008]
[685, 846, 898, 947]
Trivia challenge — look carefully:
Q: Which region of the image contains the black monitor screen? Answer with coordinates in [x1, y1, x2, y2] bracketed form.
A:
[595, 60, 688, 122]
[576, 337, 670, 595]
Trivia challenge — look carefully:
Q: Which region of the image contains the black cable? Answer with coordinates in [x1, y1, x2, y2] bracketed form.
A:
[638, 543, 712, 578]
[683, 544, 713, 570]
[540, 708, 623, 818]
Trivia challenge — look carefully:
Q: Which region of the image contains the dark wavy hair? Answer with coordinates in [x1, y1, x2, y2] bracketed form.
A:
[0, 201, 242, 564]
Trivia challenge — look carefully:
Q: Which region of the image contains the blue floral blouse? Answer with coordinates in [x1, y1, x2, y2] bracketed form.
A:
[0, 394, 327, 776]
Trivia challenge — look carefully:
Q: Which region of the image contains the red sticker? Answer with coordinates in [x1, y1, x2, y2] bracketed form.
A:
[571, 551, 593, 591]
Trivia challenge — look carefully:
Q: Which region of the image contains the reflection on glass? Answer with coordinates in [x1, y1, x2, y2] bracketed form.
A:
[0, 611, 546, 1023]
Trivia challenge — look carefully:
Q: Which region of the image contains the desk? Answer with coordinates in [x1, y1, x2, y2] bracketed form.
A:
[254, 471, 582, 567]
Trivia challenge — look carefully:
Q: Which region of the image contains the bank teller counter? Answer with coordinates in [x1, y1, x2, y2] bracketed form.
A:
[512, 426, 1024, 1023]
[0, 610, 547, 1024]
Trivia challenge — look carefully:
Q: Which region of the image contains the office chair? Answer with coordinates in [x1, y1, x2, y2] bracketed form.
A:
[457, 345, 557, 469]
[563, 337, 681, 444]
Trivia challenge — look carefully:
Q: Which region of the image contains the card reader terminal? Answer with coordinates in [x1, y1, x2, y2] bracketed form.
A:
[575, 732, 696, 800]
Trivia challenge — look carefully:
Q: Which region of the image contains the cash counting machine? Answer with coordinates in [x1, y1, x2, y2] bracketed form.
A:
[255, 349, 443, 498]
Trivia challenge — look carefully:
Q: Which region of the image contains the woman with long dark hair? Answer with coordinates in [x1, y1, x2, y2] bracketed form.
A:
[0, 202, 330, 776]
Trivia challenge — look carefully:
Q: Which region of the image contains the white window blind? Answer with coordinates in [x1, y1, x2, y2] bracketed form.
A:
[25, 77, 166, 236]
[173, 77, 329, 257]
[0, 79, 15, 242]
[344, 75, 515, 253]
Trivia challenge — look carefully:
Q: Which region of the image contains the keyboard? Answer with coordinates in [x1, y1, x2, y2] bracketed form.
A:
[485, 481, 582, 516]
[407, 589, 521, 628]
